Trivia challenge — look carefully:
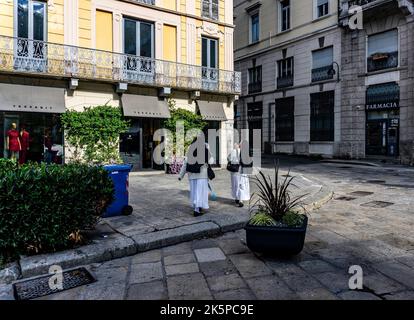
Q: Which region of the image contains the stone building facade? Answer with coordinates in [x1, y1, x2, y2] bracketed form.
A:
[234, 0, 414, 164]
[339, 0, 414, 164]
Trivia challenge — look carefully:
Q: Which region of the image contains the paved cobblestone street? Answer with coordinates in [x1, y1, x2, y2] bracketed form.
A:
[36, 158, 414, 300]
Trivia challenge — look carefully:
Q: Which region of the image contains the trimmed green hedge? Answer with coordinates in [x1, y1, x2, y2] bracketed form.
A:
[0, 160, 114, 258]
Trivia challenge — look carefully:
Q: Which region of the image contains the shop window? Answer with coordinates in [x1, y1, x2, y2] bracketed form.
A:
[310, 91, 334, 141]
[367, 29, 398, 72]
[275, 97, 295, 141]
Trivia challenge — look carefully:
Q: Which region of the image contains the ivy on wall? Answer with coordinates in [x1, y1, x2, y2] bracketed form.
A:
[61, 105, 130, 164]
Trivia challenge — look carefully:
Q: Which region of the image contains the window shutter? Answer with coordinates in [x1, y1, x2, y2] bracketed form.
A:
[212, 0, 219, 20]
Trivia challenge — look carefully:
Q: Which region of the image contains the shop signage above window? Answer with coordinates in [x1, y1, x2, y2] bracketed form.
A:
[366, 82, 400, 111]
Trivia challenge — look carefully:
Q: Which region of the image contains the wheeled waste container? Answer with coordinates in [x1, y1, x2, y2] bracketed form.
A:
[103, 164, 133, 217]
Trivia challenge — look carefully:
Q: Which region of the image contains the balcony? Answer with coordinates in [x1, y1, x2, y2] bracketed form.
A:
[340, 0, 414, 20]
[311, 65, 334, 83]
[132, 0, 155, 5]
[0, 35, 241, 95]
[277, 75, 294, 89]
[248, 81, 262, 94]
[367, 51, 398, 72]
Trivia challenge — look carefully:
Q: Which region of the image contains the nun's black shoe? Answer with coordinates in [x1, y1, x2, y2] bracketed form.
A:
[235, 200, 240, 204]
[194, 211, 202, 217]
[238, 202, 244, 207]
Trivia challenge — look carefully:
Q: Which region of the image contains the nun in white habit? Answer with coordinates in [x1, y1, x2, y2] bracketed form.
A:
[228, 143, 241, 205]
[179, 139, 214, 217]
[236, 140, 252, 207]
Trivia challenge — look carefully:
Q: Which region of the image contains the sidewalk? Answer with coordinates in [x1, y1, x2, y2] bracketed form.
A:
[3, 168, 333, 281]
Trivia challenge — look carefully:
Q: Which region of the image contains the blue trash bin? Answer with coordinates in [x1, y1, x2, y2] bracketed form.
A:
[103, 164, 133, 218]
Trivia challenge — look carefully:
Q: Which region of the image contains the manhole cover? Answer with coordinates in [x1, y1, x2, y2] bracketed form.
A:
[349, 191, 374, 197]
[335, 196, 356, 201]
[13, 267, 95, 300]
[360, 201, 394, 208]
[366, 180, 386, 184]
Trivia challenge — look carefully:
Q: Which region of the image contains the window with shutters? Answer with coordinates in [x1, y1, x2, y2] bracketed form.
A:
[202, 0, 219, 20]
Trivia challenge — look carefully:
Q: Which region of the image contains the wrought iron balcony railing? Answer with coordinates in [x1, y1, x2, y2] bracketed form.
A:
[277, 75, 294, 89]
[0, 36, 241, 95]
[367, 51, 398, 72]
[311, 65, 334, 83]
[132, 0, 156, 5]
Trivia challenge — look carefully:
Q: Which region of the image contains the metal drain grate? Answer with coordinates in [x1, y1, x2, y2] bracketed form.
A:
[335, 196, 356, 201]
[349, 191, 374, 197]
[360, 201, 394, 208]
[13, 267, 95, 300]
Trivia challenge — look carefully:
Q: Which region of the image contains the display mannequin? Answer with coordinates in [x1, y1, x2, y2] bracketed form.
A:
[6, 123, 21, 161]
[19, 124, 30, 164]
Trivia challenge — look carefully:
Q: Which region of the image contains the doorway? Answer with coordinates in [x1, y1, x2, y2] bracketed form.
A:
[366, 117, 399, 157]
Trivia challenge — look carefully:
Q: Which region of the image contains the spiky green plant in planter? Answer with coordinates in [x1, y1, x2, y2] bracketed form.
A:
[245, 162, 308, 255]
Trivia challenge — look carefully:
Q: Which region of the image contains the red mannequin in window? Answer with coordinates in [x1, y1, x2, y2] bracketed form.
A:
[6, 123, 21, 161]
[19, 124, 30, 164]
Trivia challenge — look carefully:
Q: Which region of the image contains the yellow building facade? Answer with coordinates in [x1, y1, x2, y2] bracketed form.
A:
[0, 0, 240, 169]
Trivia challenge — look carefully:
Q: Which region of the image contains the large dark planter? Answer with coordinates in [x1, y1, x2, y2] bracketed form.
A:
[245, 216, 308, 255]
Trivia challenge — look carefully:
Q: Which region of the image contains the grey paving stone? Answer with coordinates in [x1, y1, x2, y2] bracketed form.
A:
[90, 265, 129, 284]
[363, 272, 406, 295]
[246, 276, 298, 300]
[338, 290, 381, 300]
[213, 288, 256, 300]
[0, 262, 21, 285]
[167, 273, 212, 300]
[297, 287, 338, 300]
[281, 273, 323, 292]
[126, 280, 167, 300]
[133, 222, 221, 252]
[298, 260, 338, 274]
[165, 263, 199, 276]
[80, 282, 127, 300]
[129, 262, 163, 284]
[218, 238, 250, 255]
[199, 259, 238, 277]
[311, 272, 350, 294]
[229, 254, 273, 279]
[131, 249, 162, 264]
[0, 284, 14, 300]
[373, 261, 414, 289]
[206, 273, 247, 292]
[191, 239, 218, 250]
[384, 290, 414, 300]
[194, 247, 226, 263]
[164, 253, 196, 266]
[162, 242, 193, 257]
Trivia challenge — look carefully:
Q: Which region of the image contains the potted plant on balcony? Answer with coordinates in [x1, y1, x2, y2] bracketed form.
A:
[245, 163, 308, 255]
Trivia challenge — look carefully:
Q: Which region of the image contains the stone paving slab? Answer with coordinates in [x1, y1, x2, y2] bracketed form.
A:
[8, 168, 331, 282]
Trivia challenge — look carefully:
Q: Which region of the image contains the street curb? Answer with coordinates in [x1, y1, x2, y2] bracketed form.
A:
[320, 159, 380, 167]
[14, 176, 333, 280]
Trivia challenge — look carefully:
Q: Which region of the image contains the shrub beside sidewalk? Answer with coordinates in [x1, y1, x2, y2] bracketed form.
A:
[0, 160, 114, 262]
